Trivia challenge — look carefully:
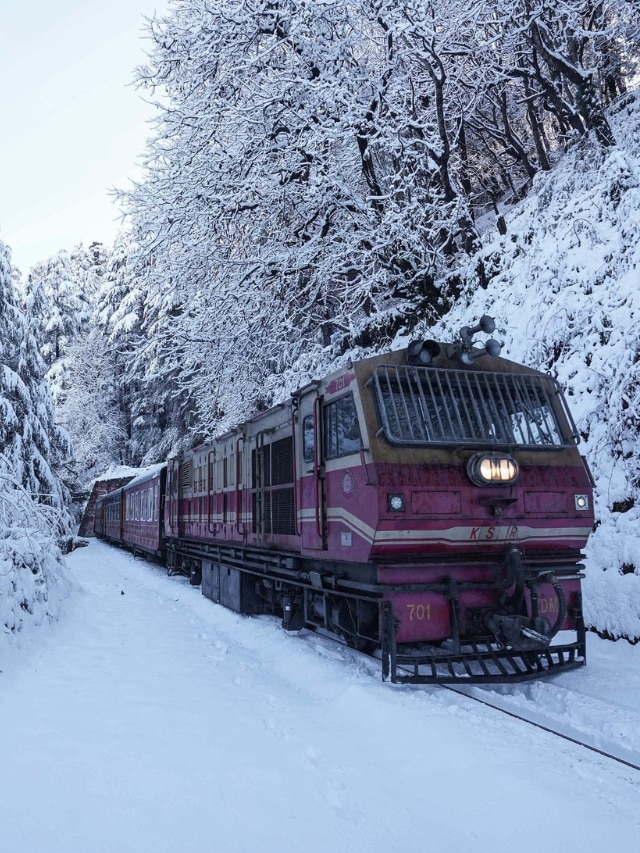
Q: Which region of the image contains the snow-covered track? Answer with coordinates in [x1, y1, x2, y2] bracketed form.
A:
[302, 626, 640, 770]
[441, 681, 640, 772]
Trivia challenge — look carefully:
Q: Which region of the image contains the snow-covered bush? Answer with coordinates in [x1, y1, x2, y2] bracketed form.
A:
[0, 474, 70, 638]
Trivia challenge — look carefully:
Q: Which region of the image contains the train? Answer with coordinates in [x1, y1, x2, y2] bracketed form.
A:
[94, 317, 594, 684]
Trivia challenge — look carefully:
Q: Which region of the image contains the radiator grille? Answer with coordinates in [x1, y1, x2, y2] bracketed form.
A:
[252, 488, 295, 535]
[251, 437, 294, 487]
[373, 365, 575, 448]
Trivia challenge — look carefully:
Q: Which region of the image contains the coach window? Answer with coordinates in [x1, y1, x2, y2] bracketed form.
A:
[324, 394, 363, 459]
[303, 415, 314, 463]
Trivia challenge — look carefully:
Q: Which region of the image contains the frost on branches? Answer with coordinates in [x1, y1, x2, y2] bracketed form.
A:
[0, 240, 72, 640]
[114, 0, 638, 456]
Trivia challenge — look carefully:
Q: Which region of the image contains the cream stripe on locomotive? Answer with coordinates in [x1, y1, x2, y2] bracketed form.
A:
[186, 506, 589, 546]
[301, 507, 589, 547]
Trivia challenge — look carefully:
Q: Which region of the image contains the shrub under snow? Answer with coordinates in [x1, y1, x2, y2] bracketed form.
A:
[0, 477, 70, 643]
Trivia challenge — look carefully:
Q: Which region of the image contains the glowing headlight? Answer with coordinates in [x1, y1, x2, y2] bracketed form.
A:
[387, 494, 405, 512]
[575, 494, 589, 511]
[467, 454, 519, 487]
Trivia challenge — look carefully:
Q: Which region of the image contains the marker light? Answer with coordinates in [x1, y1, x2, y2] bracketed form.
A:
[387, 494, 405, 512]
[574, 494, 589, 511]
[467, 454, 519, 487]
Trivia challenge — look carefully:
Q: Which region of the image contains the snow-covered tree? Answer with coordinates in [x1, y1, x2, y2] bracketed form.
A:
[0, 239, 71, 635]
[23, 247, 103, 405]
[116, 0, 640, 445]
[119, 0, 480, 438]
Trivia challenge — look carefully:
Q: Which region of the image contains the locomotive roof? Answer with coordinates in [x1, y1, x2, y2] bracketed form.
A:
[353, 342, 541, 379]
[189, 340, 546, 452]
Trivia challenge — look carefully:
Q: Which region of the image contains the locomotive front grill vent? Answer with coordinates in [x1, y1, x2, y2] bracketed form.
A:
[373, 364, 575, 448]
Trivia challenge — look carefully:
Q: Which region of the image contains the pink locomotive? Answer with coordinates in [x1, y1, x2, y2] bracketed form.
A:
[95, 318, 594, 683]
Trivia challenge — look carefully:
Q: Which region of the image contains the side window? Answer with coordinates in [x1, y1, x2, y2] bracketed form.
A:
[324, 394, 363, 459]
[303, 415, 314, 463]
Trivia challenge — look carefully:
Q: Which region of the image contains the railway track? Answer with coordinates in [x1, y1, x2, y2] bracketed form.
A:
[442, 682, 640, 772]
[331, 633, 640, 772]
[304, 625, 640, 771]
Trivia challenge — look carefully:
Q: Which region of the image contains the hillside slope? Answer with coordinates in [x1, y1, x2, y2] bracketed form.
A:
[426, 91, 640, 641]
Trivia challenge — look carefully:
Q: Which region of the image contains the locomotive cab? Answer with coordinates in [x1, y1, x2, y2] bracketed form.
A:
[293, 317, 593, 681]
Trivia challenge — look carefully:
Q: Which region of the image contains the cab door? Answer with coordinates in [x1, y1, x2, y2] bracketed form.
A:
[165, 458, 180, 538]
[297, 387, 327, 550]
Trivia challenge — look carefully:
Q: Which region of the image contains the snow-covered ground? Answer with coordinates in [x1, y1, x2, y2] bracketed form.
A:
[1, 539, 638, 853]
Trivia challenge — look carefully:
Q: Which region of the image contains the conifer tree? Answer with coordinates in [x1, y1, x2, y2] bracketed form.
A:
[0, 239, 70, 633]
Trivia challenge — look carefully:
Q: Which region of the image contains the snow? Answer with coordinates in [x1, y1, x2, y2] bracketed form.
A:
[1, 539, 638, 852]
[454, 637, 640, 768]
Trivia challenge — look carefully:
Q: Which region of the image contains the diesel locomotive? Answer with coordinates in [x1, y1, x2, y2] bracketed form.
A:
[94, 317, 594, 683]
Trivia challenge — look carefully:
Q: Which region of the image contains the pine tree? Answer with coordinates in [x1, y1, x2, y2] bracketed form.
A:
[0, 239, 71, 634]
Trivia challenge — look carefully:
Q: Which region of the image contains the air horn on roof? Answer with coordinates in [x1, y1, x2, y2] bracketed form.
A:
[406, 314, 502, 367]
[457, 315, 502, 365]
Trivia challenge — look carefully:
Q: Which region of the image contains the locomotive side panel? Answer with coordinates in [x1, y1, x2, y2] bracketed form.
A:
[313, 376, 377, 564]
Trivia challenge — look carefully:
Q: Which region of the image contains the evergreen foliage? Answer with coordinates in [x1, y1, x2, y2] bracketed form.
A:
[0, 240, 72, 634]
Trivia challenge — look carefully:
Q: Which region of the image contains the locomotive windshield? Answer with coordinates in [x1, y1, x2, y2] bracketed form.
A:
[372, 365, 576, 448]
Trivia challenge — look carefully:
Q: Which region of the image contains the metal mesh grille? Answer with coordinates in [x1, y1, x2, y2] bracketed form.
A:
[269, 488, 296, 535]
[252, 488, 296, 535]
[251, 437, 295, 536]
[373, 365, 575, 448]
[270, 438, 294, 485]
[251, 438, 294, 487]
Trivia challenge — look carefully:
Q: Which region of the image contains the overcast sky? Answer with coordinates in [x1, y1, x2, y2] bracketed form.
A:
[0, 0, 170, 275]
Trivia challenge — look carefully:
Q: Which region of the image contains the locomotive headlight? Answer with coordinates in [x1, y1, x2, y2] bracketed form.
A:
[467, 453, 519, 487]
[575, 494, 589, 511]
[387, 494, 405, 512]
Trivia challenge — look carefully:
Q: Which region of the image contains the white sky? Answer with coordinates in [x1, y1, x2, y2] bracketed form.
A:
[0, 0, 171, 275]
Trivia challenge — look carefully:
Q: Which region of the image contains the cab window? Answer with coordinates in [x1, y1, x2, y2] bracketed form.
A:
[324, 394, 363, 459]
[303, 415, 314, 463]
